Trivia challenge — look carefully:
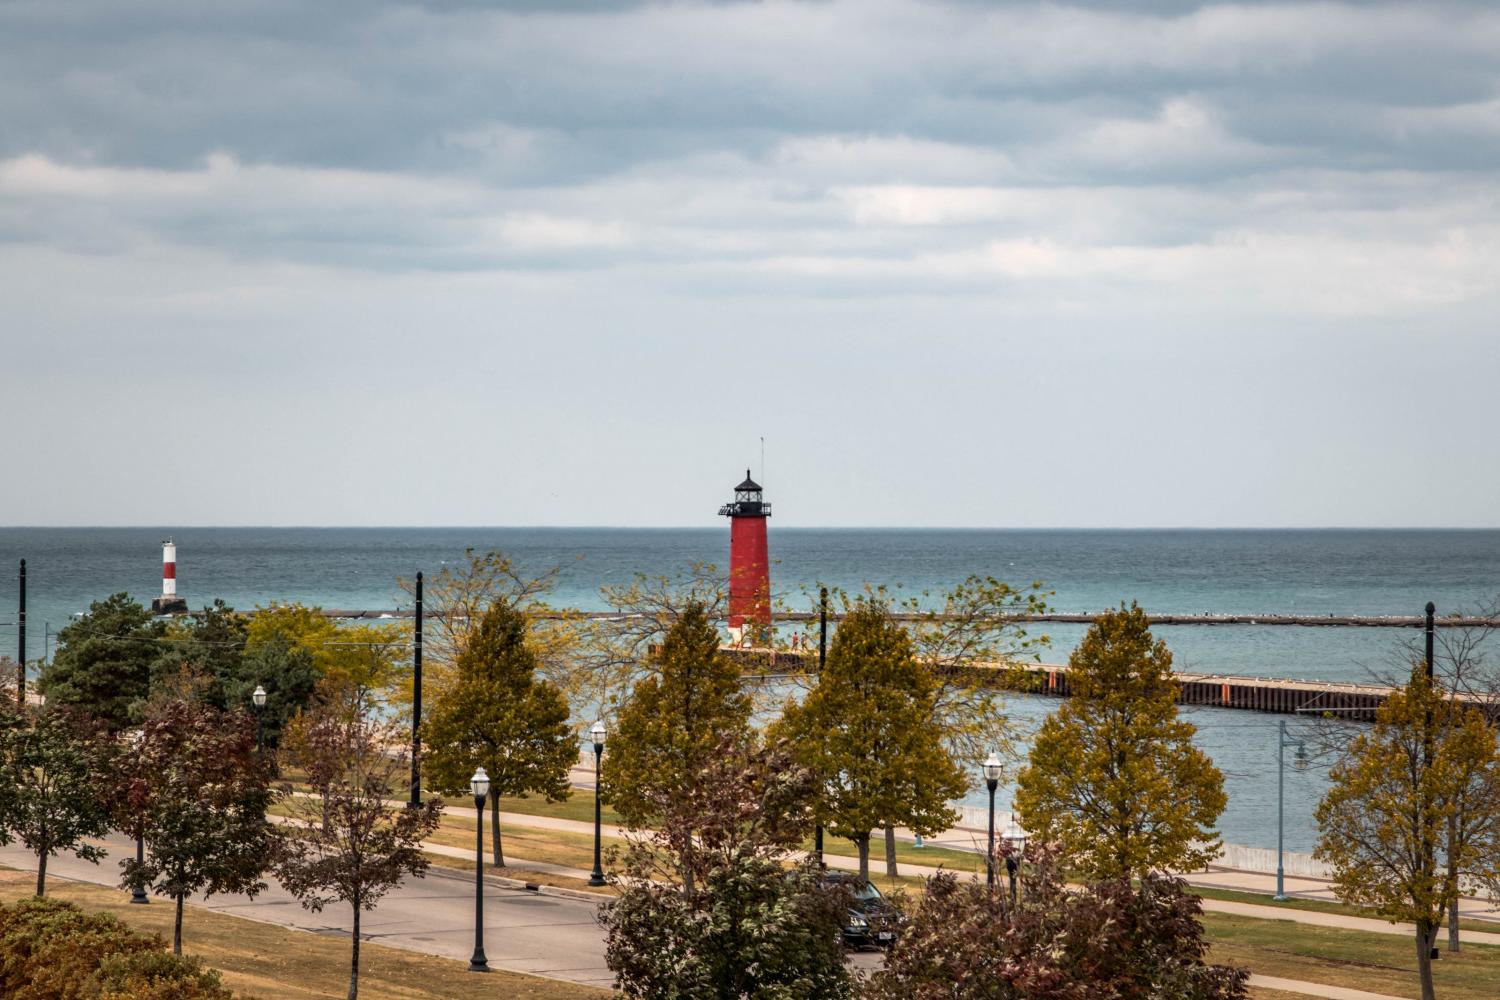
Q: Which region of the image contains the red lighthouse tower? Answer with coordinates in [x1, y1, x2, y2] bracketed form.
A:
[719, 470, 772, 638]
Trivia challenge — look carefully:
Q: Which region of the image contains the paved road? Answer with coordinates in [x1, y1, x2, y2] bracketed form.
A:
[0, 835, 617, 990]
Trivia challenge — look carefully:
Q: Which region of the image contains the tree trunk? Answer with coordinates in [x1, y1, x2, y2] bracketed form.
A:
[856, 833, 870, 882]
[884, 823, 898, 879]
[491, 796, 504, 869]
[34, 851, 47, 897]
[348, 897, 361, 1000]
[1447, 813, 1460, 953]
[1415, 921, 1436, 1000]
[173, 893, 184, 955]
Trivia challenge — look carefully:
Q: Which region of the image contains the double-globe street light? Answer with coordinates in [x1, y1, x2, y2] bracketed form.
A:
[1274, 719, 1309, 902]
[589, 721, 607, 887]
[983, 755, 1002, 890]
[469, 766, 491, 973]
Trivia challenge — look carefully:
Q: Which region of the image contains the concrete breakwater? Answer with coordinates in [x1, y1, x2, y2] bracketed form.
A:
[723, 648, 1497, 723]
[319, 608, 1500, 628]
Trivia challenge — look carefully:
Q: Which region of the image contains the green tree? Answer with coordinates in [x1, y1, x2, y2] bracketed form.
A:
[601, 737, 853, 1000]
[121, 698, 276, 955]
[0, 706, 115, 896]
[39, 594, 164, 730]
[772, 601, 965, 881]
[223, 638, 319, 750]
[1014, 603, 1226, 879]
[422, 601, 575, 867]
[1314, 670, 1500, 1000]
[604, 603, 752, 834]
[147, 600, 248, 710]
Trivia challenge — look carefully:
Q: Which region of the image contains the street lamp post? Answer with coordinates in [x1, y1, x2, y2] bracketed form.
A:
[129, 729, 148, 904]
[1003, 823, 1027, 909]
[982, 755, 1001, 890]
[469, 767, 490, 973]
[252, 685, 267, 754]
[1274, 719, 1309, 902]
[589, 722, 607, 887]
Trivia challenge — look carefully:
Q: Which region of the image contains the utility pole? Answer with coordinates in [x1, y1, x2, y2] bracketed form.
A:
[17, 560, 25, 708]
[411, 571, 423, 807]
[1425, 601, 1435, 680]
[814, 586, 827, 866]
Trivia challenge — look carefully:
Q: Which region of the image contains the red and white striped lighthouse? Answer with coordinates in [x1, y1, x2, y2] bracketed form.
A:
[151, 540, 188, 615]
[719, 471, 772, 640]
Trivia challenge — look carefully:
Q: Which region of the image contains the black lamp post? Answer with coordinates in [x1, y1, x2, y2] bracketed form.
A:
[1003, 822, 1027, 909]
[129, 729, 149, 904]
[983, 755, 1001, 890]
[1274, 719, 1309, 902]
[252, 685, 267, 754]
[589, 722, 607, 887]
[469, 766, 490, 973]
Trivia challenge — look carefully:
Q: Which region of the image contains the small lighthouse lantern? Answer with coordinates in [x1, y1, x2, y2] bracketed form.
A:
[719, 470, 772, 645]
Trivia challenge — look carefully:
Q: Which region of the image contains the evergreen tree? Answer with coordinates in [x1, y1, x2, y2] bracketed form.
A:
[1015, 603, 1227, 879]
[604, 603, 752, 831]
[772, 601, 965, 881]
[423, 601, 575, 867]
[39, 594, 164, 731]
[147, 600, 248, 710]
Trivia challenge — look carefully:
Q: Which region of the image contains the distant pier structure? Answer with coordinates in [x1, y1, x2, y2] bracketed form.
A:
[719, 470, 772, 644]
[150, 540, 188, 615]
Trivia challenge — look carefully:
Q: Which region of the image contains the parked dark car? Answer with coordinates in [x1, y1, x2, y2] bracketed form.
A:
[822, 872, 897, 949]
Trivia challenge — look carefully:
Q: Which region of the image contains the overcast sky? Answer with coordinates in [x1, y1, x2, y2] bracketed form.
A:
[1, 1, 1497, 528]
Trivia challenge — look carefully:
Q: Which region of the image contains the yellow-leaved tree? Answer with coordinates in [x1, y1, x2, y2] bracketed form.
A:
[1313, 670, 1500, 1000]
[1015, 603, 1226, 879]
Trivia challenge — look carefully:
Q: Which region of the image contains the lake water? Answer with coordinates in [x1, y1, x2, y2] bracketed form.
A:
[2, 526, 1495, 853]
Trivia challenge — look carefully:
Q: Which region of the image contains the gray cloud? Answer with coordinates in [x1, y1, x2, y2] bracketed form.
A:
[1, 1, 1498, 527]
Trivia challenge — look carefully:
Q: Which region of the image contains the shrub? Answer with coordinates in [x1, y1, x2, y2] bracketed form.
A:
[0, 896, 235, 999]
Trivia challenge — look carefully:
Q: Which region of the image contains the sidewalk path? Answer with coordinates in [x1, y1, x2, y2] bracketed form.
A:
[0, 836, 1438, 1000]
[1247, 975, 1413, 1000]
[471, 806, 1500, 947]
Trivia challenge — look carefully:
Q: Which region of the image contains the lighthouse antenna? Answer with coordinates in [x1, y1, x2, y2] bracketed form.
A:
[760, 436, 765, 487]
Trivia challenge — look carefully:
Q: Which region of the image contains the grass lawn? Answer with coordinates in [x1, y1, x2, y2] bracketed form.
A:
[0, 870, 605, 1000]
[1205, 910, 1500, 1000]
[1193, 883, 1500, 937]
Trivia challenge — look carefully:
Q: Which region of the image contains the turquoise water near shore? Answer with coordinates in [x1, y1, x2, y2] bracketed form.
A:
[1, 526, 1495, 854]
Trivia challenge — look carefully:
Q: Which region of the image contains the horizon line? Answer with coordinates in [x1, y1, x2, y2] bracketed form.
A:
[3, 524, 1499, 532]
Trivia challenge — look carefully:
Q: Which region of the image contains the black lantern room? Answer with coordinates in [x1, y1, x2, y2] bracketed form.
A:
[718, 470, 771, 518]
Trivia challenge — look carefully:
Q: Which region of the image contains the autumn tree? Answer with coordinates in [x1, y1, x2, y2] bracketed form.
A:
[604, 603, 752, 837]
[1015, 603, 1226, 879]
[398, 549, 580, 702]
[244, 603, 338, 662]
[1314, 670, 1500, 1000]
[0, 705, 115, 896]
[120, 698, 275, 955]
[866, 850, 1248, 1000]
[422, 600, 575, 867]
[275, 692, 442, 1000]
[772, 601, 965, 881]
[601, 737, 852, 1000]
[801, 577, 1051, 874]
[581, 563, 728, 721]
[39, 594, 164, 730]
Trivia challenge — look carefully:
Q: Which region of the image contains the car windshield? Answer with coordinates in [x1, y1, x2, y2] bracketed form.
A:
[848, 881, 881, 902]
